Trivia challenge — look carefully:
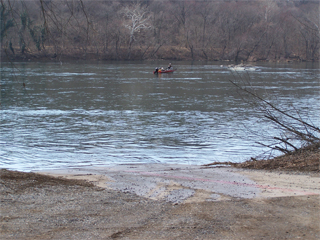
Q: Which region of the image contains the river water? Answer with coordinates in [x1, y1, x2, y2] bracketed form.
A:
[1, 61, 319, 171]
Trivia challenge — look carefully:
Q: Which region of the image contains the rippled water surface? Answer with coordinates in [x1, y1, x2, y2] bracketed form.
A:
[1, 61, 319, 171]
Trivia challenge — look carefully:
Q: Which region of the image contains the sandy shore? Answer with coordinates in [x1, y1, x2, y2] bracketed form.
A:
[1, 164, 319, 239]
[40, 164, 320, 202]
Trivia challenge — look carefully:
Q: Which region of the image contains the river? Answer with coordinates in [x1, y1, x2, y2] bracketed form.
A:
[1, 61, 319, 171]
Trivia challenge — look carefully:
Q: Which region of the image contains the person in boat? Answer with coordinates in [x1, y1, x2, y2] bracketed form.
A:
[154, 67, 159, 74]
[167, 63, 172, 70]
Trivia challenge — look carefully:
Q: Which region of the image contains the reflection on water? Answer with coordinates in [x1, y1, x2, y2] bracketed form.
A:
[1, 61, 319, 171]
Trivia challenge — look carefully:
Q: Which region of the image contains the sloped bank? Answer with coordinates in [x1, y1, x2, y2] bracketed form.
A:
[1, 144, 319, 239]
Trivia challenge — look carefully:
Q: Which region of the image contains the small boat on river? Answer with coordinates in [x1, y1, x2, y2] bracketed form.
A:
[153, 68, 177, 74]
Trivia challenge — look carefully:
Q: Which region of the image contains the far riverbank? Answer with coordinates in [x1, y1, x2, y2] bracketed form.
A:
[2, 49, 318, 63]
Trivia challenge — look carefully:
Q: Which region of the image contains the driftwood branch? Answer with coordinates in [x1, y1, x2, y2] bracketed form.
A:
[229, 76, 320, 157]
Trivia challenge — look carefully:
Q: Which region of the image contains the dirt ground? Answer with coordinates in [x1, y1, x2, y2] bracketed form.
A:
[1, 167, 319, 240]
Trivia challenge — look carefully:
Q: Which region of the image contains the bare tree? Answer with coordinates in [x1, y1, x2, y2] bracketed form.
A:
[0, 3, 14, 43]
[123, 1, 152, 59]
[1, 0, 319, 61]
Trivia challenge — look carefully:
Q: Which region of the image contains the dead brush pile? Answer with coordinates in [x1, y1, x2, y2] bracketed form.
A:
[205, 143, 319, 172]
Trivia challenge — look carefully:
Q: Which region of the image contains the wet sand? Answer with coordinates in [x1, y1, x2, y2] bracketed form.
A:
[40, 164, 320, 203]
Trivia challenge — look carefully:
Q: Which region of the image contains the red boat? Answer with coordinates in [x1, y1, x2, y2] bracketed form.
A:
[153, 69, 177, 74]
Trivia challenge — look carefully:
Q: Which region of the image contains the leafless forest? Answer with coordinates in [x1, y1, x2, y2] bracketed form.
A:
[1, 0, 319, 61]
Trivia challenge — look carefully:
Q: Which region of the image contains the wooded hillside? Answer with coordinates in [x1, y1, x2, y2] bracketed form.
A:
[1, 0, 319, 61]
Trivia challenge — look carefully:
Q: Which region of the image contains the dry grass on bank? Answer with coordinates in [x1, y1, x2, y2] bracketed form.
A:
[205, 143, 320, 172]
